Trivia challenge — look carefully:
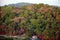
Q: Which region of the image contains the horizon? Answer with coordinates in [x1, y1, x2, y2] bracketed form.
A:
[0, 0, 60, 6]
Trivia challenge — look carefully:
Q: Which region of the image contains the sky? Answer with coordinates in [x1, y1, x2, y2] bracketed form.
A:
[0, 0, 60, 6]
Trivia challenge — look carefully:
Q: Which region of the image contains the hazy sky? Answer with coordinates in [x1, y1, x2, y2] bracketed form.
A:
[0, 0, 60, 6]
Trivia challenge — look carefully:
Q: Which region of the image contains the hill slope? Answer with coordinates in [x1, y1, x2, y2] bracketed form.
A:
[0, 3, 60, 40]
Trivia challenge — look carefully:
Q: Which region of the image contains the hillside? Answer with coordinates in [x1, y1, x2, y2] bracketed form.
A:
[0, 3, 60, 40]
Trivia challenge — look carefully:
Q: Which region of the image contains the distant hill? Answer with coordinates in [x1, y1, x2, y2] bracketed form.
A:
[8, 2, 32, 7]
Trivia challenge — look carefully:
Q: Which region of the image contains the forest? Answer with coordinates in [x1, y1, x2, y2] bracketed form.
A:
[0, 4, 60, 40]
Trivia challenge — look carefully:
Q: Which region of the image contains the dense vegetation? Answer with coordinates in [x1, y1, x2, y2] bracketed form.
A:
[0, 4, 60, 40]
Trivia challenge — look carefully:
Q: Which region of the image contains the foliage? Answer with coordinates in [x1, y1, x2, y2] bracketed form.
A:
[0, 4, 60, 39]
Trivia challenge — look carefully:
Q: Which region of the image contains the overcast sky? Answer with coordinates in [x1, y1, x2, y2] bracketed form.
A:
[0, 0, 60, 6]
